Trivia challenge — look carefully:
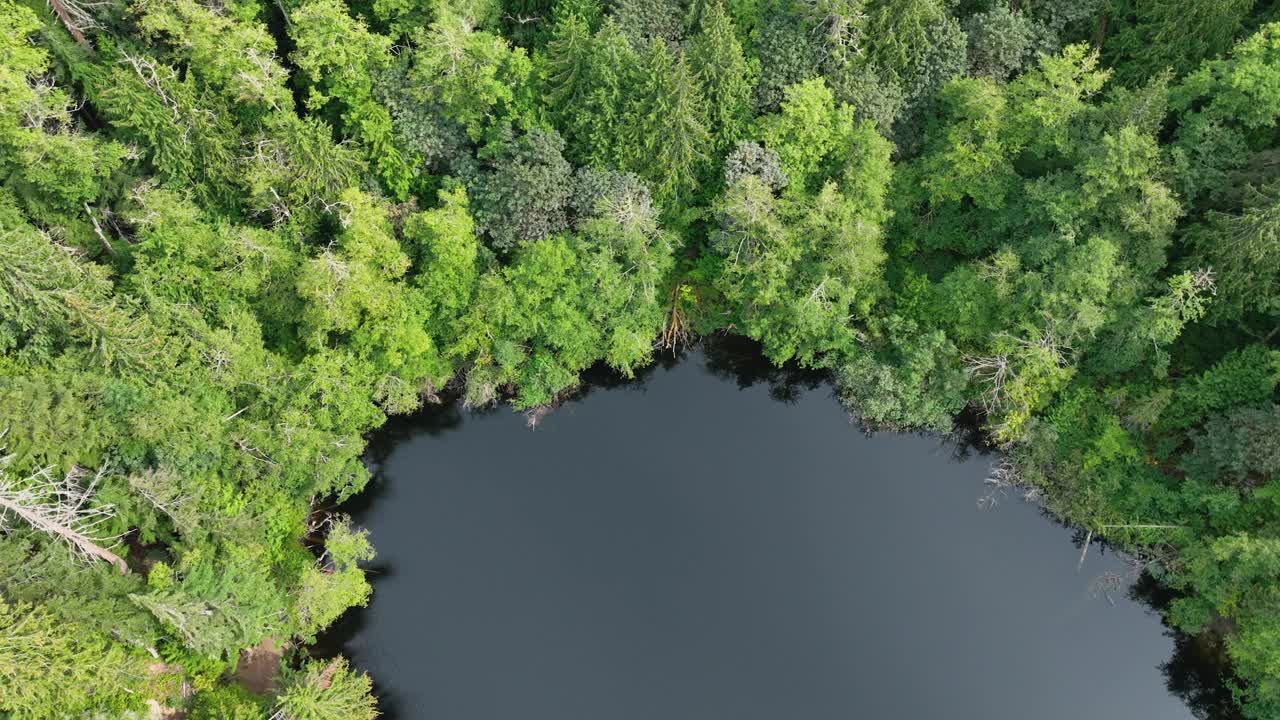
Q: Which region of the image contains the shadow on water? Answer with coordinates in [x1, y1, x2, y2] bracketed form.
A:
[314, 335, 1240, 720]
[1129, 574, 1244, 720]
[699, 333, 827, 403]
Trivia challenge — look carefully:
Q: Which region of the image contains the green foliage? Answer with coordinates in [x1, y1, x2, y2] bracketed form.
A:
[468, 127, 573, 251]
[610, 0, 685, 43]
[275, 657, 378, 720]
[687, 0, 754, 152]
[1170, 23, 1280, 205]
[407, 11, 534, 141]
[618, 39, 711, 203]
[963, 5, 1039, 80]
[1184, 405, 1280, 489]
[295, 517, 374, 640]
[290, 0, 414, 198]
[919, 76, 1013, 209]
[537, 16, 638, 165]
[1191, 183, 1280, 323]
[1160, 345, 1280, 434]
[837, 316, 968, 432]
[188, 684, 267, 720]
[0, 595, 153, 718]
[1104, 0, 1256, 86]
[711, 169, 889, 365]
[1167, 534, 1280, 719]
[756, 77, 857, 193]
[0, 2, 125, 239]
[751, 6, 822, 113]
[9, 1, 1280, 716]
[135, 0, 292, 116]
[863, 0, 948, 80]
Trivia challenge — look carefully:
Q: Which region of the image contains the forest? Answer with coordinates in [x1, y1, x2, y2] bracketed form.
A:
[3, 0, 1280, 717]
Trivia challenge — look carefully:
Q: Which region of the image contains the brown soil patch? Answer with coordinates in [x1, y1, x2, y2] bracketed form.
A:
[234, 637, 287, 695]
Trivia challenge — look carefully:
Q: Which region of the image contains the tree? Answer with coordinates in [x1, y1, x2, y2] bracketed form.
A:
[274, 657, 378, 720]
[242, 113, 367, 231]
[404, 186, 483, 353]
[407, 12, 534, 142]
[289, 0, 414, 198]
[0, 204, 154, 368]
[837, 316, 968, 432]
[1183, 405, 1280, 489]
[918, 77, 1014, 209]
[295, 190, 444, 412]
[1192, 183, 1280, 323]
[467, 128, 573, 251]
[711, 174, 889, 365]
[572, 169, 674, 372]
[863, 0, 947, 79]
[1104, 0, 1256, 85]
[610, 0, 686, 43]
[619, 39, 711, 202]
[0, 596, 151, 718]
[0, 464, 126, 573]
[757, 77, 869, 194]
[964, 5, 1039, 80]
[751, 6, 823, 112]
[0, 1, 125, 243]
[294, 517, 374, 640]
[687, 0, 754, 152]
[134, 0, 292, 117]
[723, 141, 788, 192]
[538, 17, 639, 166]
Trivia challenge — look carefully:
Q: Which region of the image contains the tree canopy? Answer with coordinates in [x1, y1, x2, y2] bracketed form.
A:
[6, 0, 1280, 716]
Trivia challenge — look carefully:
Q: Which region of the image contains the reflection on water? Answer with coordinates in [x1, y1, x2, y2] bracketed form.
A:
[318, 337, 1239, 720]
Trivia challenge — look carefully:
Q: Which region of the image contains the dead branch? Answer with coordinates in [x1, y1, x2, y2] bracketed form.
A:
[84, 203, 116, 256]
[659, 285, 689, 351]
[45, 0, 101, 47]
[0, 461, 128, 574]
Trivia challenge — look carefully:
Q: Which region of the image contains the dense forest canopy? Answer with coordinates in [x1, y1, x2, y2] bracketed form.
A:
[3, 0, 1280, 716]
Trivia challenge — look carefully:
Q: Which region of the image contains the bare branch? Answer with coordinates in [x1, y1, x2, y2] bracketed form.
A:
[0, 461, 128, 574]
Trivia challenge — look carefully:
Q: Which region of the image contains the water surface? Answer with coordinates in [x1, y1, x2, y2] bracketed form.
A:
[328, 342, 1232, 720]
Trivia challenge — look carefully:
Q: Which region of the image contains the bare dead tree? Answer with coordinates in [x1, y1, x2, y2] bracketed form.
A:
[0, 459, 128, 574]
[1090, 570, 1127, 606]
[965, 352, 1011, 414]
[800, 0, 867, 60]
[45, 0, 109, 47]
[660, 284, 690, 351]
[977, 458, 1041, 509]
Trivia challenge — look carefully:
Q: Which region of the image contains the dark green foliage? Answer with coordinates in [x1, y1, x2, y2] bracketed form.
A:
[837, 316, 968, 432]
[468, 127, 574, 251]
[825, 63, 906, 138]
[1183, 405, 1280, 489]
[687, 0, 754, 151]
[1104, 0, 1256, 86]
[537, 16, 638, 165]
[1190, 183, 1280, 323]
[751, 7, 822, 112]
[964, 5, 1039, 80]
[620, 39, 712, 202]
[609, 0, 685, 43]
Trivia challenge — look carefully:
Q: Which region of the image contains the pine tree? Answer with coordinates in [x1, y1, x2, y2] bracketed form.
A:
[687, 0, 754, 152]
[620, 40, 711, 203]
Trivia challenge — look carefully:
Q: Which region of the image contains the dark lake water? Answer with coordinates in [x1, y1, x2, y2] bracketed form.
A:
[323, 340, 1235, 720]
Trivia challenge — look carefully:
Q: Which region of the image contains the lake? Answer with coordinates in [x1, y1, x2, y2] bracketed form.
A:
[322, 339, 1235, 720]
